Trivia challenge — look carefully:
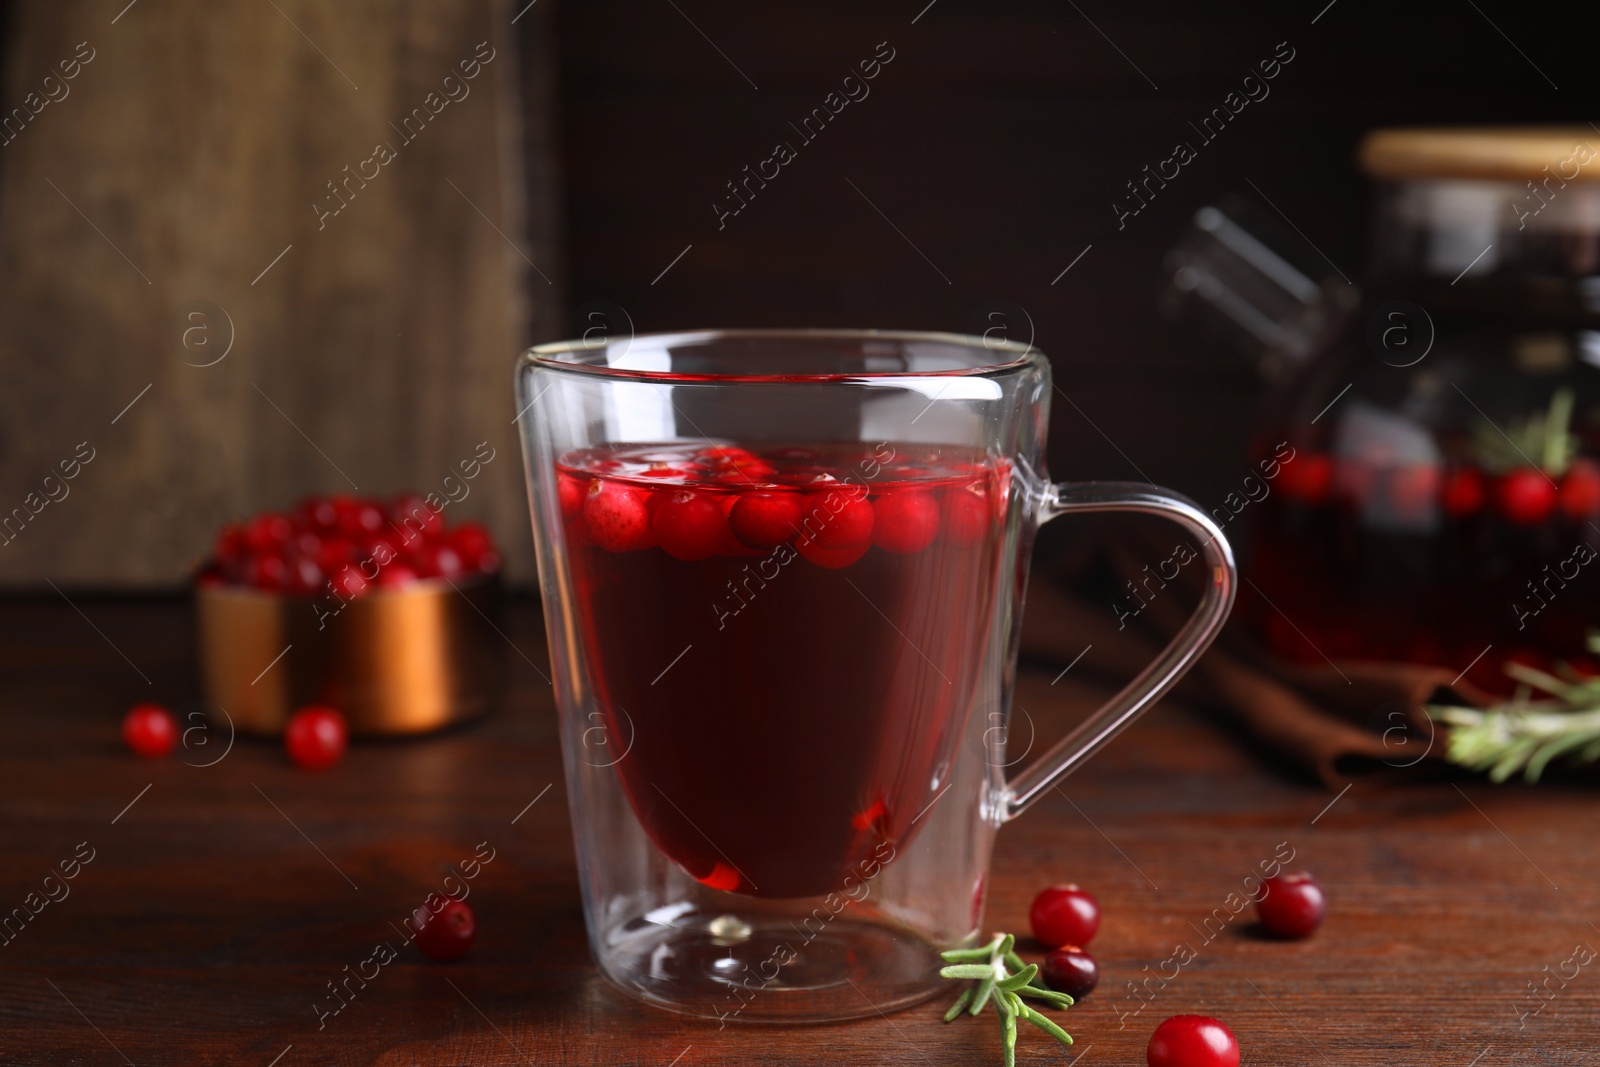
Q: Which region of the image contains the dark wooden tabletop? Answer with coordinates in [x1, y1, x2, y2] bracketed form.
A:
[1, 595, 1595, 1066]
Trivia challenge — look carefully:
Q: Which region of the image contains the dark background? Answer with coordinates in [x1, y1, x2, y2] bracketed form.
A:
[540, 0, 1591, 512]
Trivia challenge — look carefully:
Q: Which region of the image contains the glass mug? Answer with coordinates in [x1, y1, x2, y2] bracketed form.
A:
[515, 330, 1235, 1023]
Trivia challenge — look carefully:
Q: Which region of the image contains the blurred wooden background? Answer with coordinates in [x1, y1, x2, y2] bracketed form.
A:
[0, 0, 1590, 586]
[0, 0, 561, 585]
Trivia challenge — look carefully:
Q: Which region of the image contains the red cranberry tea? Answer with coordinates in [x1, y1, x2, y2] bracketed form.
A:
[556, 443, 1008, 899]
[1248, 394, 1600, 692]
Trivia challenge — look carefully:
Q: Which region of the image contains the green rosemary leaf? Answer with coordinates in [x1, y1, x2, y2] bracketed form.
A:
[1018, 1000, 1074, 1045]
[1018, 985, 1074, 1008]
[1504, 662, 1575, 700]
[1488, 736, 1541, 783]
[942, 946, 998, 964]
[1525, 728, 1600, 781]
[1000, 998, 1018, 1067]
[997, 963, 1039, 991]
[942, 934, 1004, 964]
[1427, 646, 1600, 782]
[938, 930, 1074, 1065]
[969, 974, 997, 1016]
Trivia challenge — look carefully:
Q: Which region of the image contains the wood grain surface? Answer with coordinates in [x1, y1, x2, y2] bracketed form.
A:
[0, 0, 556, 587]
[0, 595, 1594, 1065]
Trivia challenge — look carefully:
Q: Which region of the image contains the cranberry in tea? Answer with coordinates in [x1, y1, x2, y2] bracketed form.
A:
[557, 443, 1008, 898]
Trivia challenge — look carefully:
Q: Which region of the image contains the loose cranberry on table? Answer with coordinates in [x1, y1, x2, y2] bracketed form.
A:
[1029, 884, 1100, 949]
[1256, 871, 1326, 939]
[412, 893, 477, 961]
[1147, 1015, 1240, 1067]
[1495, 467, 1557, 525]
[284, 705, 348, 771]
[1041, 945, 1098, 1000]
[122, 703, 178, 759]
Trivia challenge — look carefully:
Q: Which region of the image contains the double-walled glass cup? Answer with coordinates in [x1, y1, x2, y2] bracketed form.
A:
[515, 330, 1234, 1023]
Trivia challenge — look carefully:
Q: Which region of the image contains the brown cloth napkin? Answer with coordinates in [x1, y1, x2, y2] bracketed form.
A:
[1018, 528, 1493, 788]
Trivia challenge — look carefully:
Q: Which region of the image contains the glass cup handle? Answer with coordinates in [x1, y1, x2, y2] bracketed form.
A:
[1002, 481, 1237, 820]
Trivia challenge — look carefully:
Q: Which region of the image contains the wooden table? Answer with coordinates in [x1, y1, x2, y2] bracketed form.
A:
[1, 596, 1595, 1065]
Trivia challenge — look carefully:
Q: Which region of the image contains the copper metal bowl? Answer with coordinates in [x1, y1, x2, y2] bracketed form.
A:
[196, 575, 504, 736]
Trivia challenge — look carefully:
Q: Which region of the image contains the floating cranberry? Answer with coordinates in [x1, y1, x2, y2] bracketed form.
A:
[1147, 1016, 1239, 1067]
[583, 480, 653, 551]
[941, 483, 991, 544]
[558, 474, 587, 520]
[714, 495, 767, 557]
[1277, 453, 1332, 504]
[1029, 884, 1100, 949]
[1496, 468, 1557, 525]
[730, 492, 803, 549]
[1559, 459, 1600, 520]
[652, 491, 728, 561]
[715, 458, 777, 483]
[795, 538, 871, 569]
[1257, 871, 1326, 939]
[122, 703, 177, 759]
[872, 490, 940, 553]
[1441, 467, 1486, 517]
[411, 893, 476, 961]
[700, 445, 755, 463]
[284, 705, 347, 771]
[801, 490, 874, 548]
[1042, 945, 1098, 1000]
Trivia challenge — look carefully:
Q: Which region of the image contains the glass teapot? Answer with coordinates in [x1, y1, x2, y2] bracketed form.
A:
[1166, 127, 1600, 693]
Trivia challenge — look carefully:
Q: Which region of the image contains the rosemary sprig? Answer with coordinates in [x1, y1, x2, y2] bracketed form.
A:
[1471, 386, 1578, 476]
[1427, 634, 1600, 782]
[940, 933, 1073, 1067]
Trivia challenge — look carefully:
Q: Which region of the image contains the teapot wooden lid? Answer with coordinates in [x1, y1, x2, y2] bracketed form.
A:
[1359, 127, 1600, 182]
